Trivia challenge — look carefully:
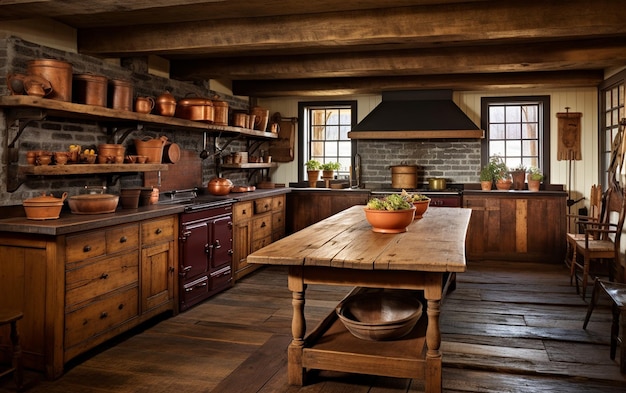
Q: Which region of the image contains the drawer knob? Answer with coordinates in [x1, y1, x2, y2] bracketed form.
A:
[118, 304, 124, 310]
[242, 209, 247, 215]
[100, 312, 108, 319]
[119, 236, 127, 243]
[155, 228, 162, 235]
[100, 273, 109, 280]
[83, 245, 91, 252]
[260, 221, 266, 228]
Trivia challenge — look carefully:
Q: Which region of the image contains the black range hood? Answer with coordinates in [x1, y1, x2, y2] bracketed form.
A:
[348, 90, 484, 139]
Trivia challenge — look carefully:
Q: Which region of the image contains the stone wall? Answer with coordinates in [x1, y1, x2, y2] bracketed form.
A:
[0, 36, 261, 206]
[357, 139, 482, 188]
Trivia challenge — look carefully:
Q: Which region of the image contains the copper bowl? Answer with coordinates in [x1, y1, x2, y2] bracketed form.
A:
[336, 291, 423, 341]
[23, 192, 68, 220]
[68, 194, 119, 214]
[207, 177, 233, 196]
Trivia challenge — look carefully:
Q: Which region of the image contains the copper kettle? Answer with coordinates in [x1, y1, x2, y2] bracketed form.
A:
[156, 91, 176, 116]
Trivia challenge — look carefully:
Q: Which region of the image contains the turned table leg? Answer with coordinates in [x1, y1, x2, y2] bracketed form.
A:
[425, 274, 443, 393]
[287, 267, 307, 385]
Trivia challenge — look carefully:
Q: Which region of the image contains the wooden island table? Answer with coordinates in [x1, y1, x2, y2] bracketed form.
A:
[246, 205, 471, 393]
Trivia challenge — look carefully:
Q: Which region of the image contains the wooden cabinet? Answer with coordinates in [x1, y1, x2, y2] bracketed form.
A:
[286, 189, 371, 233]
[0, 214, 178, 379]
[463, 192, 566, 262]
[232, 194, 286, 281]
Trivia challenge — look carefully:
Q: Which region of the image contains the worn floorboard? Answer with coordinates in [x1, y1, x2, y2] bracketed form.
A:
[1, 260, 625, 392]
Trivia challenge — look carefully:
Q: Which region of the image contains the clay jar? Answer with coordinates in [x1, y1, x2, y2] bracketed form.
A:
[156, 91, 176, 116]
[54, 152, 68, 165]
[135, 96, 155, 114]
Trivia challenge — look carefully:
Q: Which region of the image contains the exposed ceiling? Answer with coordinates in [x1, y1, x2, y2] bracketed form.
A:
[1, 0, 625, 97]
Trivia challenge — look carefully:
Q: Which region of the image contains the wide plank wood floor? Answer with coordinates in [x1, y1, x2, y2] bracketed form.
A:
[2, 260, 626, 392]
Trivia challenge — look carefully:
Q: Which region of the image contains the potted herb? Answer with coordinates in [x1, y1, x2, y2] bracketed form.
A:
[305, 160, 321, 187]
[364, 194, 416, 233]
[490, 155, 512, 190]
[400, 189, 431, 219]
[321, 161, 341, 179]
[479, 166, 494, 191]
[527, 166, 544, 192]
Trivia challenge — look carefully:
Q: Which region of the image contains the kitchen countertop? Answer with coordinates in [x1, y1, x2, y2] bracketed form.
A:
[0, 188, 292, 236]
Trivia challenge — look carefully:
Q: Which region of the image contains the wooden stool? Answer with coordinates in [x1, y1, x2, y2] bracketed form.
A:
[0, 310, 24, 391]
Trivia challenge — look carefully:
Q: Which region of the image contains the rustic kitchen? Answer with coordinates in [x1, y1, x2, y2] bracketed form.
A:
[0, 1, 625, 392]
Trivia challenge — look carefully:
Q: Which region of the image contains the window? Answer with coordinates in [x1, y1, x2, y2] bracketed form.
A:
[298, 101, 357, 181]
[599, 72, 625, 187]
[481, 96, 550, 177]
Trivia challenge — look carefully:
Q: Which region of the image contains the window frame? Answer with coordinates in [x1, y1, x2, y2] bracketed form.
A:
[297, 100, 358, 182]
[480, 95, 551, 182]
[599, 70, 626, 188]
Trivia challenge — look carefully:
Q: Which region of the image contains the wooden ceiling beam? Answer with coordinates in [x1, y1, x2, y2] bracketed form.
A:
[231, 71, 605, 97]
[77, 0, 626, 58]
[171, 39, 626, 81]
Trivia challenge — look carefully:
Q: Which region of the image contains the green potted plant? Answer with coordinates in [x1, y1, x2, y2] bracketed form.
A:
[321, 161, 341, 179]
[306, 160, 321, 187]
[479, 166, 494, 190]
[490, 155, 512, 190]
[527, 166, 544, 192]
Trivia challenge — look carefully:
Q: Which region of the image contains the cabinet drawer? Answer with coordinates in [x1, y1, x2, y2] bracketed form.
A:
[64, 286, 139, 349]
[251, 236, 271, 253]
[141, 217, 175, 245]
[254, 198, 273, 214]
[272, 212, 284, 230]
[272, 195, 285, 212]
[66, 252, 139, 310]
[66, 231, 106, 263]
[251, 215, 272, 240]
[233, 201, 253, 221]
[105, 224, 139, 254]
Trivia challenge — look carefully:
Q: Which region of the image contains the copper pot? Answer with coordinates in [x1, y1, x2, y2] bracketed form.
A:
[212, 96, 229, 125]
[390, 165, 418, 189]
[428, 178, 447, 190]
[175, 97, 214, 122]
[27, 59, 72, 101]
[108, 79, 133, 111]
[156, 91, 177, 116]
[73, 74, 108, 106]
[207, 177, 233, 196]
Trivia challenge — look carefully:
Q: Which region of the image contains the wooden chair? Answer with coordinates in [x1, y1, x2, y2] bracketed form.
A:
[0, 310, 24, 391]
[583, 278, 626, 373]
[570, 184, 626, 300]
[566, 184, 603, 286]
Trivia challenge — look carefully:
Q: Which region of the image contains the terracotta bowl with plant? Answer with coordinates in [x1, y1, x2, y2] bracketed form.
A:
[364, 194, 416, 233]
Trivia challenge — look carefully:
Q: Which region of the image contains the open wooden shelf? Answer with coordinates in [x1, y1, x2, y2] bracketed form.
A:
[19, 163, 168, 175]
[0, 95, 278, 139]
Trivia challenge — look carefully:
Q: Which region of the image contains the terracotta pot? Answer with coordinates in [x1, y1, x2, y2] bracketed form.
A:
[134, 136, 167, 163]
[97, 144, 125, 164]
[495, 180, 513, 190]
[363, 206, 416, 234]
[412, 199, 431, 219]
[120, 188, 141, 209]
[307, 170, 320, 187]
[207, 177, 233, 196]
[23, 192, 68, 220]
[480, 180, 493, 191]
[510, 170, 526, 190]
[68, 194, 119, 214]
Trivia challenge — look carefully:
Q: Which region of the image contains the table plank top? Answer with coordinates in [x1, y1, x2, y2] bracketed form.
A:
[247, 206, 471, 273]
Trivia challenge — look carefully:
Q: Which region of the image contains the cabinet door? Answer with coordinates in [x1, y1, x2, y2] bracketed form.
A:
[141, 241, 175, 312]
[179, 220, 209, 279]
[233, 221, 251, 279]
[209, 215, 233, 272]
